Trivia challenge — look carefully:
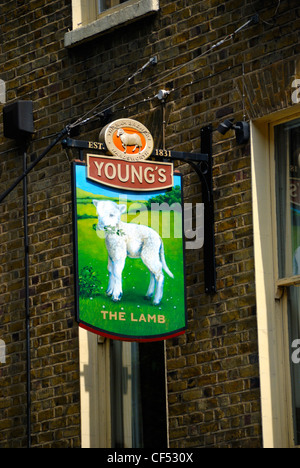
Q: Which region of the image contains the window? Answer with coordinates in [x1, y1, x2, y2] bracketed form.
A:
[251, 110, 300, 447]
[274, 120, 300, 280]
[110, 340, 168, 448]
[75, 1, 129, 28]
[288, 286, 300, 445]
[79, 329, 168, 448]
[65, 0, 159, 48]
[274, 119, 300, 445]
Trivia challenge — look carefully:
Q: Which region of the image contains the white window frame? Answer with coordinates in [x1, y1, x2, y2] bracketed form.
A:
[65, 0, 159, 48]
[251, 106, 300, 448]
[79, 328, 112, 448]
[79, 328, 169, 448]
[97, 1, 123, 15]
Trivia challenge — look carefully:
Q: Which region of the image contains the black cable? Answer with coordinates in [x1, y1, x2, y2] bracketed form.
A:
[0, 127, 69, 204]
[70, 57, 157, 130]
[0, 14, 261, 204]
[69, 15, 259, 132]
[251, 0, 281, 26]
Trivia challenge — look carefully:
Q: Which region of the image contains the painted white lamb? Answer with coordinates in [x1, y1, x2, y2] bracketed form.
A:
[116, 129, 143, 154]
[93, 200, 174, 305]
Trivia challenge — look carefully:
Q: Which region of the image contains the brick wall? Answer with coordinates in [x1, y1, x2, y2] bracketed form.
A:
[0, 0, 299, 448]
[0, 0, 80, 448]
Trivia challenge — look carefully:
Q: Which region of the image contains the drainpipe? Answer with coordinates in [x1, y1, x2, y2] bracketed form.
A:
[23, 146, 31, 449]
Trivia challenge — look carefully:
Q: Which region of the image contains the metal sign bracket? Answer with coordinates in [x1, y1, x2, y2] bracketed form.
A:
[62, 125, 216, 295]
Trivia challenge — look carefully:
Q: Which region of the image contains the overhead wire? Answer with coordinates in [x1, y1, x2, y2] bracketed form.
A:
[69, 57, 157, 130]
[68, 15, 259, 132]
[2, 7, 286, 203]
[250, 0, 281, 26]
[0, 12, 270, 153]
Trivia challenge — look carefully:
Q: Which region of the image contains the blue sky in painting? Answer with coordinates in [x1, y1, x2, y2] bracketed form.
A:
[75, 164, 181, 201]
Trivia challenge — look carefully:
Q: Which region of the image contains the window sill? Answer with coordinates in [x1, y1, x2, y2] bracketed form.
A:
[65, 0, 159, 48]
[275, 275, 300, 300]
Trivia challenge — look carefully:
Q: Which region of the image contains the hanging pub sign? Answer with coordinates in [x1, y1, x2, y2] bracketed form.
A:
[72, 119, 188, 342]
